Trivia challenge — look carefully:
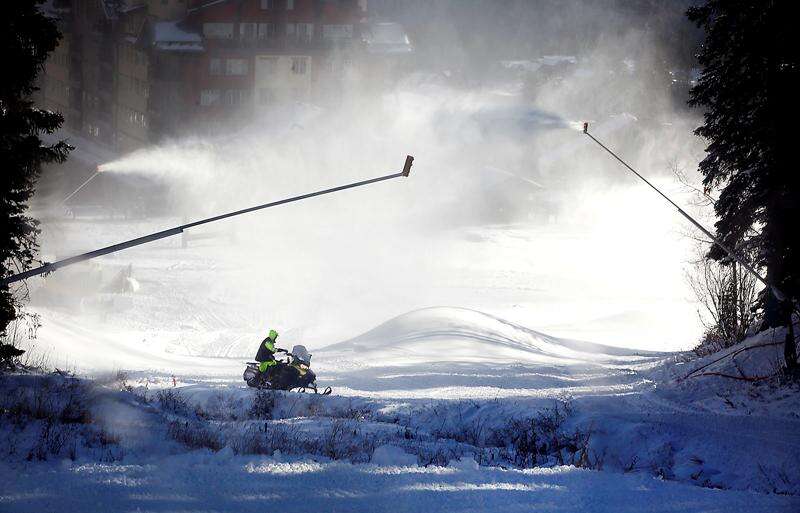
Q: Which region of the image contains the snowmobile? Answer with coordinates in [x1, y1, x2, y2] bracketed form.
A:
[243, 345, 331, 395]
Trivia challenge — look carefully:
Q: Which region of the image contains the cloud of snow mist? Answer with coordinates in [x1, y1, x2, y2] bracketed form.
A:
[37, 1, 711, 358]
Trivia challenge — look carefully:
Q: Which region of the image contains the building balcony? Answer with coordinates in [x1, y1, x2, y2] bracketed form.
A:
[206, 36, 349, 53]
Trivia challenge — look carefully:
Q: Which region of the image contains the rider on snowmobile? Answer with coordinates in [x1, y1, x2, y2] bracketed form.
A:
[255, 329, 284, 377]
[244, 333, 329, 394]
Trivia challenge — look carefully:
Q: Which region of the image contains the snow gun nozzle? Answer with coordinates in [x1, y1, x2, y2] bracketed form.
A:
[582, 122, 589, 134]
[402, 155, 414, 177]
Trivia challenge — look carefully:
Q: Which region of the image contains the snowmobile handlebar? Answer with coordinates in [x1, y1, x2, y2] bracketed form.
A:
[275, 350, 310, 365]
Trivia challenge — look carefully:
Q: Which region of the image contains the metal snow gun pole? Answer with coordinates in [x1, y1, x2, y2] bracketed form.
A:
[61, 165, 103, 205]
[581, 121, 783, 301]
[2, 155, 415, 286]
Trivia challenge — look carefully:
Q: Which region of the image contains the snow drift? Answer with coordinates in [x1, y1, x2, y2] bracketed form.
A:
[319, 307, 665, 367]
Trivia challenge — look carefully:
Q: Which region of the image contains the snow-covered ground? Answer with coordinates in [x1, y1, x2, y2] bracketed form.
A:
[3, 454, 795, 512]
[5, 84, 797, 511]
[4, 299, 799, 511]
[2, 325, 799, 512]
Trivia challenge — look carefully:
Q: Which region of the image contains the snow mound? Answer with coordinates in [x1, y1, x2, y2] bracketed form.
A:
[371, 445, 418, 466]
[320, 307, 663, 366]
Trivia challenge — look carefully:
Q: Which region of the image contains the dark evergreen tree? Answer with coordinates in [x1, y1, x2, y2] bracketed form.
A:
[688, 0, 799, 373]
[1, 1, 71, 364]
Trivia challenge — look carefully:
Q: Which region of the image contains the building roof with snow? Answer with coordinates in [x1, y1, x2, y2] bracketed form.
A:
[362, 22, 412, 55]
[101, 0, 146, 20]
[152, 21, 204, 52]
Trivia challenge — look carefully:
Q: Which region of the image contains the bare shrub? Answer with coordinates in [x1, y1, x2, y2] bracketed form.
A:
[227, 422, 305, 456]
[487, 401, 599, 469]
[196, 391, 245, 421]
[419, 401, 488, 448]
[167, 420, 223, 451]
[687, 248, 759, 356]
[0, 307, 41, 371]
[130, 383, 152, 404]
[247, 390, 275, 420]
[157, 389, 189, 416]
[439, 403, 487, 447]
[1, 377, 90, 425]
[97, 369, 134, 393]
[650, 442, 676, 480]
[496, 416, 540, 467]
[265, 423, 301, 454]
[1, 375, 122, 462]
[570, 425, 600, 469]
[673, 167, 761, 357]
[305, 395, 322, 417]
[327, 399, 371, 421]
[27, 421, 68, 460]
[314, 419, 374, 462]
[229, 427, 270, 455]
[416, 443, 461, 467]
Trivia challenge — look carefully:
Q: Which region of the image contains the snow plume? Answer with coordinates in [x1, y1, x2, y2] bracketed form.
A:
[35, 0, 710, 356]
[98, 138, 218, 179]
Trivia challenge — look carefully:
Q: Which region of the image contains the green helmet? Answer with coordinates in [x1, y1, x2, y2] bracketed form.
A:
[268, 329, 278, 340]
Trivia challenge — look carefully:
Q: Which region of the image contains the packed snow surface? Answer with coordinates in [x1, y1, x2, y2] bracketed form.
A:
[4, 306, 800, 512]
[2, 456, 796, 512]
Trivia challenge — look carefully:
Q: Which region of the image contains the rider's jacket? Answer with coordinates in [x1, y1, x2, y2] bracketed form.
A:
[255, 337, 277, 372]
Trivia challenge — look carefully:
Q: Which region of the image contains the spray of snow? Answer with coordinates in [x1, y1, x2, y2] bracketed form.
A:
[31, 14, 707, 366]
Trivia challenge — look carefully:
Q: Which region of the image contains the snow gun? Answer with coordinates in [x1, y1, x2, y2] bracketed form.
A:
[581, 122, 783, 301]
[1, 155, 415, 286]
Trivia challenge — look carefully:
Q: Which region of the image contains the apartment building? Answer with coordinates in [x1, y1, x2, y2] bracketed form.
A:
[37, 0, 389, 154]
[177, 0, 366, 124]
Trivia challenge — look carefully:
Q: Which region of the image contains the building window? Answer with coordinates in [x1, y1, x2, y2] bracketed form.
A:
[123, 107, 147, 127]
[287, 23, 314, 42]
[223, 89, 249, 106]
[323, 24, 353, 39]
[200, 89, 221, 106]
[203, 23, 234, 39]
[240, 22, 257, 41]
[131, 78, 149, 98]
[258, 23, 276, 40]
[291, 56, 307, 74]
[286, 0, 294, 9]
[127, 110, 147, 128]
[260, 0, 275, 9]
[209, 58, 222, 75]
[226, 59, 248, 76]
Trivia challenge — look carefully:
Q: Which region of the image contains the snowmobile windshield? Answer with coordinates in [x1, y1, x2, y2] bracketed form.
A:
[291, 345, 311, 364]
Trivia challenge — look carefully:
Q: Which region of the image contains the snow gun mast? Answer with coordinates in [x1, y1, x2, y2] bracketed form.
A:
[2, 155, 415, 286]
[581, 122, 782, 301]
